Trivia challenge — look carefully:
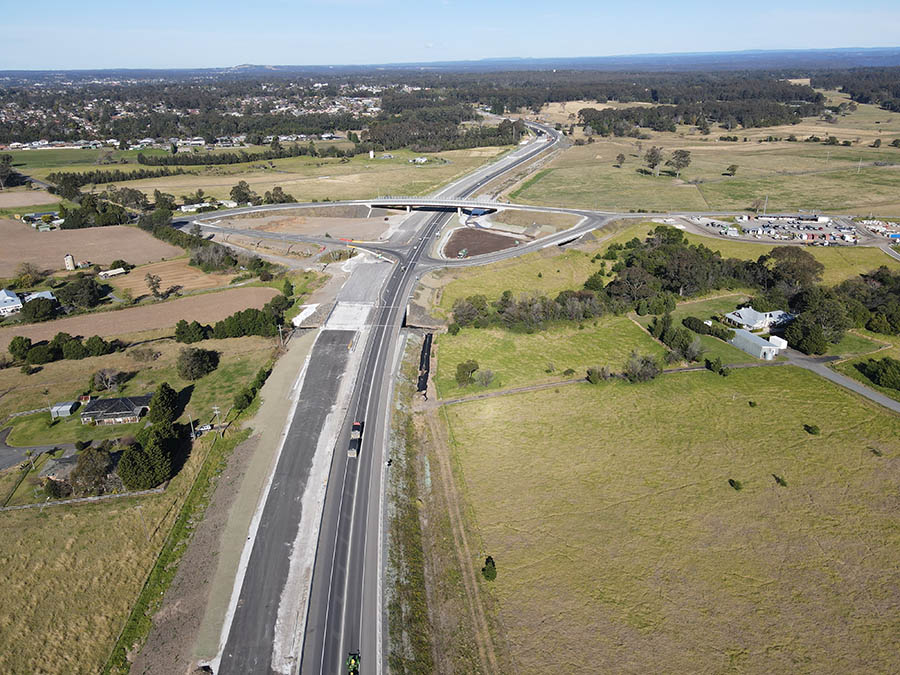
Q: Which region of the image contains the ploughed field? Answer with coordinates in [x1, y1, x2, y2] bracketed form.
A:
[443, 227, 523, 258]
[0, 219, 182, 276]
[0, 286, 278, 351]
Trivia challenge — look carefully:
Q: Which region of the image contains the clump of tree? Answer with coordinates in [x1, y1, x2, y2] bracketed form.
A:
[856, 356, 900, 391]
[57, 193, 130, 228]
[649, 313, 704, 363]
[682, 316, 735, 341]
[623, 351, 661, 383]
[7, 332, 116, 366]
[233, 367, 271, 412]
[177, 347, 219, 380]
[55, 275, 106, 309]
[117, 423, 179, 490]
[455, 359, 479, 387]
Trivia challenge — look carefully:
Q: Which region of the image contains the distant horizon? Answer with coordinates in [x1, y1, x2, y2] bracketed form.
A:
[2, 45, 900, 75]
[5, 0, 900, 71]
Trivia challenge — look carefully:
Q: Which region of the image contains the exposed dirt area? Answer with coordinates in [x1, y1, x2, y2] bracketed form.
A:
[443, 228, 523, 258]
[233, 205, 396, 219]
[0, 219, 182, 276]
[110, 259, 234, 299]
[0, 286, 278, 350]
[491, 208, 580, 232]
[0, 189, 60, 208]
[233, 213, 395, 240]
[216, 233, 324, 259]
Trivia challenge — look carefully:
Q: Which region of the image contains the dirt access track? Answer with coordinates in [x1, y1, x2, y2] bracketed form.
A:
[0, 286, 278, 350]
[0, 219, 182, 276]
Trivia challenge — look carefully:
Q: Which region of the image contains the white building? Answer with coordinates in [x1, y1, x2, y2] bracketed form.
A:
[98, 268, 126, 279]
[0, 289, 23, 316]
[23, 291, 56, 303]
[64, 253, 75, 271]
[730, 329, 781, 360]
[724, 306, 793, 332]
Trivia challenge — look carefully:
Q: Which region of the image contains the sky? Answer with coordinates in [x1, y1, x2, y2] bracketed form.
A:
[3, 0, 900, 70]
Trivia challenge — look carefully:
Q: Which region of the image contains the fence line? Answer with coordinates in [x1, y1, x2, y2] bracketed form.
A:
[0, 483, 167, 513]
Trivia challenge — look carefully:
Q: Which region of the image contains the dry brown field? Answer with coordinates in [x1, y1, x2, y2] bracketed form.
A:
[109, 258, 234, 297]
[235, 213, 393, 240]
[0, 189, 60, 208]
[0, 220, 182, 276]
[0, 286, 278, 350]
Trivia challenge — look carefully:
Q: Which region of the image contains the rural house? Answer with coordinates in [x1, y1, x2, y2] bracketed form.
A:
[0, 289, 23, 316]
[724, 306, 793, 332]
[80, 395, 151, 426]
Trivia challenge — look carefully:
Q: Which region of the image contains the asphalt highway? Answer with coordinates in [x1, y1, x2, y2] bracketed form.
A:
[301, 123, 567, 674]
[212, 123, 563, 675]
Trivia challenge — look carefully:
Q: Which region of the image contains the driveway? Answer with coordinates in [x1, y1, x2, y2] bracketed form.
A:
[0, 428, 74, 472]
[784, 349, 900, 414]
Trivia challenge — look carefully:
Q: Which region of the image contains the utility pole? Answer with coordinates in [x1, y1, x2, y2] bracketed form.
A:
[277, 324, 284, 348]
[763, 194, 768, 217]
[212, 406, 221, 436]
[188, 412, 195, 440]
[857, 157, 862, 174]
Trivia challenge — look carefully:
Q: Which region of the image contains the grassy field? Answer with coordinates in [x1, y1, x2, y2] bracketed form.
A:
[434, 315, 666, 399]
[832, 329, 900, 402]
[1, 335, 275, 445]
[0, 423, 232, 674]
[430, 248, 600, 318]
[444, 367, 900, 673]
[9, 145, 513, 202]
[511, 95, 900, 215]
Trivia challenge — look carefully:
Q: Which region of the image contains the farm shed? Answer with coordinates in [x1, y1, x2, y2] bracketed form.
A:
[730, 329, 780, 360]
[50, 401, 79, 419]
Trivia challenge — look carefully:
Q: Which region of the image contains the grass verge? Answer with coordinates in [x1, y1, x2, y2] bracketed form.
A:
[387, 335, 435, 673]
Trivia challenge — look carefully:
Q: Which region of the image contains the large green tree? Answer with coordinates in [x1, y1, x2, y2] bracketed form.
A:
[148, 382, 178, 425]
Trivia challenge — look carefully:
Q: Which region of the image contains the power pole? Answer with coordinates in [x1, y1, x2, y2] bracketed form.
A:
[277, 324, 284, 348]
[188, 412, 195, 440]
[212, 406, 221, 436]
[857, 157, 862, 174]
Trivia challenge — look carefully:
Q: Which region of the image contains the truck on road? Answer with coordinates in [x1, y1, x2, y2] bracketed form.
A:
[348, 420, 363, 458]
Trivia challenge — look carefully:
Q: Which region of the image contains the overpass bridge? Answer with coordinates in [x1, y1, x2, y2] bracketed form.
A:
[365, 196, 505, 213]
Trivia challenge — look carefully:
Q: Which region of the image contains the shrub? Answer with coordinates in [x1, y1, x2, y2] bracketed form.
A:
[455, 360, 479, 387]
[447, 322, 460, 336]
[481, 556, 497, 581]
[857, 356, 900, 391]
[728, 479, 743, 491]
[586, 366, 611, 384]
[233, 388, 254, 411]
[682, 316, 734, 341]
[804, 424, 821, 435]
[623, 352, 660, 383]
[177, 347, 219, 380]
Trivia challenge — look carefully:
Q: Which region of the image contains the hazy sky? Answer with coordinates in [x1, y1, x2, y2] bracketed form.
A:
[3, 0, 900, 70]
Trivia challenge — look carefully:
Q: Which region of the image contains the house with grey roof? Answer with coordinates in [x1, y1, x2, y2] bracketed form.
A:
[80, 395, 151, 426]
[724, 306, 793, 332]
